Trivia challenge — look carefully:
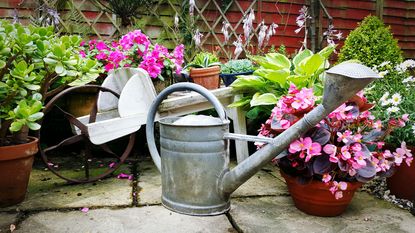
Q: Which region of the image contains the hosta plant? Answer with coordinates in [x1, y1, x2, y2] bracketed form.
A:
[0, 20, 101, 146]
[229, 45, 335, 120]
[257, 85, 412, 199]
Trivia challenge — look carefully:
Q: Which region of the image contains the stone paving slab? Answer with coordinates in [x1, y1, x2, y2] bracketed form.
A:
[0, 212, 18, 232]
[0, 164, 133, 212]
[15, 206, 235, 233]
[229, 193, 415, 233]
[137, 159, 286, 205]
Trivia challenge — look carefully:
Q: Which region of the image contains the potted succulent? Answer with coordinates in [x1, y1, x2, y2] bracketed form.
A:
[256, 84, 411, 216]
[220, 59, 254, 86]
[185, 52, 221, 89]
[0, 20, 101, 207]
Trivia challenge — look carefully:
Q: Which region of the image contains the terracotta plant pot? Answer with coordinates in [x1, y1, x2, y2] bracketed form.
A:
[386, 162, 415, 200]
[190, 66, 221, 90]
[65, 88, 97, 117]
[281, 171, 362, 217]
[0, 137, 38, 207]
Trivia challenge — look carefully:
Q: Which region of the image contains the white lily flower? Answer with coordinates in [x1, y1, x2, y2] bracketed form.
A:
[221, 21, 231, 44]
[233, 35, 243, 59]
[193, 29, 203, 46]
[258, 21, 268, 48]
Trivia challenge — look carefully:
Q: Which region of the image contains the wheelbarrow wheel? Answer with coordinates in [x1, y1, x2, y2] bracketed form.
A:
[39, 85, 135, 183]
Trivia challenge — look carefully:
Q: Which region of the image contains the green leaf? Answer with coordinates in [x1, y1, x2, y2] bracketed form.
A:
[16, 60, 27, 71]
[28, 112, 44, 121]
[32, 93, 42, 101]
[55, 63, 64, 74]
[250, 93, 278, 106]
[9, 121, 24, 132]
[297, 54, 324, 76]
[263, 69, 290, 87]
[246, 107, 264, 120]
[265, 53, 291, 70]
[0, 60, 5, 69]
[287, 75, 307, 88]
[228, 96, 251, 108]
[230, 75, 267, 92]
[27, 122, 41, 131]
[44, 57, 58, 65]
[30, 100, 43, 114]
[318, 45, 336, 59]
[293, 49, 313, 67]
[24, 84, 40, 91]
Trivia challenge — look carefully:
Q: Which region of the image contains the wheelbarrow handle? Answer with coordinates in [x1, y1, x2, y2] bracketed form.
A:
[146, 82, 228, 172]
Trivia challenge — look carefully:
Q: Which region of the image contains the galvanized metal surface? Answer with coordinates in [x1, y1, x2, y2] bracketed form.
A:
[146, 63, 380, 216]
[146, 83, 231, 215]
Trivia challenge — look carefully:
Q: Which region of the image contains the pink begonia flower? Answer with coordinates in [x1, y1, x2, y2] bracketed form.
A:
[322, 173, 331, 183]
[377, 142, 385, 149]
[280, 119, 291, 129]
[348, 168, 357, 176]
[337, 130, 352, 143]
[324, 144, 339, 163]
[383, 150, 393, 158]
[96, 41, 108, 51]
[306, 142, 321, 157]
[335, 191, 343, 199]
[402, 113, 410, 122]
[373, 120, 382, 131]
[406, 157, 413, 167]
[351, 143, 362, 152]
[289, 137, 312, 153]
[79, 50, 86, 58]
[340, 146, 351, 160]
[354, 152, 367, 167]
[81, 207, 89, 213]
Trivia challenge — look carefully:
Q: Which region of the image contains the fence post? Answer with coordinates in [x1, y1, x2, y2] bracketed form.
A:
[376, 0, 384, 20]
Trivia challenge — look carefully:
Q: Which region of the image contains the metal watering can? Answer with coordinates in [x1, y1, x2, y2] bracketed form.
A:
[146, 62, 380, 216]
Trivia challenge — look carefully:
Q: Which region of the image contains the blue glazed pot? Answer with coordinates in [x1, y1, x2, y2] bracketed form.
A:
[220, 71, 253, 87]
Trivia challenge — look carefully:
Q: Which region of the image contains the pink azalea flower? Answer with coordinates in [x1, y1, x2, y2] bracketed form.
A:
[81, 207, 89, 213]
[95, 52, 107, 60]
[96, 41, 108, 51]
[104, 63, 115, 72]
[80, 41, 85, 46]
[109, 162, 116, 168]
[79, 50, 86, 58]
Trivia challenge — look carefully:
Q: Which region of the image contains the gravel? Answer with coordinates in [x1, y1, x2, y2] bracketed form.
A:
[361, 177, 414, 215]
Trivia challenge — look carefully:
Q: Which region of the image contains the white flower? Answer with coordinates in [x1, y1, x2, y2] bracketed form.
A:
[295, 6, 311, 34]
[378, 70, 389, 77]
[193, 29, 203, 46]
[380, 92, 390, 106]
[243, 8, 255, 42]
[233, 35, 243, 59]
[387, 106, 400, 113]
[189, 0, 196, 15]
[379, 61, 391, 67]
[403, 76, 414, 83]
[412, 125, 415, 135]
[174, 13, 179, 28]
[258, 21, 267, 48]
[390, 93, 402, 106]
[221, 21, 231, 44]
[265, 22, 278, 44]
[397, 59, 415, 73]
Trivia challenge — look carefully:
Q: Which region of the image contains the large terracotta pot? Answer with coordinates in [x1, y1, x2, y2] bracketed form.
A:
[190, 66, 221, 90]
[386, 162, 415, 200]
[65, 87, 97, 117]
[0, 137, 38, 207]
[281, 171, 362, 217]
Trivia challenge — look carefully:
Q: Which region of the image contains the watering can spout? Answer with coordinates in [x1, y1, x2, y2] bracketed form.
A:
[220, 62, 381, 195]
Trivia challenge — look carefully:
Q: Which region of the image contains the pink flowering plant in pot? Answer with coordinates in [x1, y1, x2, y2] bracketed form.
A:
[81, 30, 185, 82]
[257, 84, 413, 199]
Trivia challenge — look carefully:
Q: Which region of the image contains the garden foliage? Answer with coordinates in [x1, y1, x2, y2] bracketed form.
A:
[221, 59, 254, 74]
[338, 16, 403, 68]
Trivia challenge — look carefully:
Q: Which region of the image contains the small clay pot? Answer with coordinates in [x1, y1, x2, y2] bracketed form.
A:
[281, 171, 362, 217]
[386, 162, 415, 200]
[0, 137, 38, 207]
[190, 66, 221, 90]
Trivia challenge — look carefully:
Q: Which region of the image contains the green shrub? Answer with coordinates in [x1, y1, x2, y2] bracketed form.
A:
[338, 15, 403, 68]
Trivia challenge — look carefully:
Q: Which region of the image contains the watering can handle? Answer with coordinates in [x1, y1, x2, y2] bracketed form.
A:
[146, 82, 228, 172]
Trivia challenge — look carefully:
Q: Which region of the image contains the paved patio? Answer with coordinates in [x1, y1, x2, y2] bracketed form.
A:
[1, 157, 414, 233]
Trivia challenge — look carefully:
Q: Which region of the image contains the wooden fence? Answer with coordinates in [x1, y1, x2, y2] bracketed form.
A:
[2, 0, 414, 59]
